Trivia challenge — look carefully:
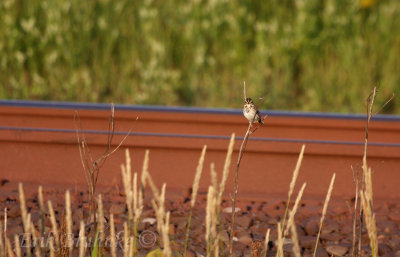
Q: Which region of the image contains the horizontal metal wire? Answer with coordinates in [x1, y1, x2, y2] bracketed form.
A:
[1, 126, 399, 148]
[1, 99, 400, 121]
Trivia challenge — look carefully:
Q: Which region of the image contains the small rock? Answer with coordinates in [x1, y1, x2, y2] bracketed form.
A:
[220, 230, 230, 245]
[304, 219, 319, 236]
[321, 220, 339, 234]
[320, 232, 343, 242]
[235, 215, 252, 228]
[142, 217, 157, 225]
[388, 212, 400, 223]
[109, 203, 125, 215]
[223, 207, 241, 213]
[378, 243, 392, 256]
[299, 235, 317, 249]
[237, 234, 252, 245]
[169, 216, 187, 231]
[313, 247, 328, 257]
[325, 245, 348, 257]
[7, 205, 20, 218]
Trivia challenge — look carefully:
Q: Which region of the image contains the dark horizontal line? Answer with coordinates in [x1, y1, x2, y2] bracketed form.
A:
[1, 126, 399, 148]
[1, 99, 399, 122]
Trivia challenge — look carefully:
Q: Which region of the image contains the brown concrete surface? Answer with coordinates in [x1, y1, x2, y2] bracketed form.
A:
[0, 102, 400, 200]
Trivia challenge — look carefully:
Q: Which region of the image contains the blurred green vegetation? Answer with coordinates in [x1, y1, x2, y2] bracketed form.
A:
[0, 0, 398, 113]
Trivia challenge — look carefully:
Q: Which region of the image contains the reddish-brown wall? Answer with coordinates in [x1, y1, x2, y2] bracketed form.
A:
[1, 102, 399, 200]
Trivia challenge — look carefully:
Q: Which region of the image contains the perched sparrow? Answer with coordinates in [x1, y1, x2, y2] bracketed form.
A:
[243, 97, 263, 125]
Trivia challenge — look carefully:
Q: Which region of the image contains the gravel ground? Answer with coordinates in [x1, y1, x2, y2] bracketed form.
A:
[0, 181, 399, 257]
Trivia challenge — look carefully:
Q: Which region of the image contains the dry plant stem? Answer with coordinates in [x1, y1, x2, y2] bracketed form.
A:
[110, 215, 117, 257]
[284, 183, 307, 237]
[282, 145, 305, 237]
[47, 201, 60, 252]
[313, 173, 336, 257]
[229, 105, 266, 257]
[97, 194, 105, 255]
[18, 183, 31, 257]
[38, 186, 45, 237]
[276, 222, 284, 257]
[184, 147, 207, 257]
[262, 229, 270, 257]
[289, 216, 301, 257]
[360, 190, 378, 256]
[5, 238, 13, 257]
[79, 221, 86, 257]
[49, 237, 55, 257]
[65, 190, 73, 256]
[98, 195, 105, 240]
[351, 166, 359, 257]
[229, 125, 251, 257]
[14, 235, 21, 257]
[74, 103, 136, 226]
[30, 220, 43, 257]
[358, 87, 377, 255]
[205, 186, 217, 257]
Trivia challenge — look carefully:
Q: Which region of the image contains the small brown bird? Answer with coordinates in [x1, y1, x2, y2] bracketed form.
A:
[243, 97, 263, 125]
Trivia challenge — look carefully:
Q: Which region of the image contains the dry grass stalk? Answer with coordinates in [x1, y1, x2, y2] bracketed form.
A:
[121, 148, 145, 253]
[65, 190, 73, 255]
[14, 235, 21, 257]
[47, 201, 60, 251]
[191, 145, 207, 208]
[146, 172, 160, 203]
[351, 166, 359, 257]
[276, 222, 284, 257]
[360, 190, 378, 256]
[210, 163, 218, 192]
[5, 237, 13, 257]
[97, 194, 105, 244]
[288, 215, 301, 257]
[79, 221, 86, 257]
[162, 211, 172, 257]
[121, 149, 134, 232]
[213, 234, 220, 257]
[75, 103, 136, 225]
[313, 173, 335, 257]
[38, 186, 45, 236]
[18, 183, 31, 257]
[149, 181, 172, 257]
[110, 214, 117, 257]
[218, 134, 235, 206]
[205, 186, 217, 257]
[281, 145, 305, 236]
[49, 237, 55, 257]
[184, 145, 207, 257]
[284, 182, 306, 237]
[30, 220, 42, 257]
[262, 229, 270, 257]
[355, 86, 387, 257]
[128, 237, 134, 257]
[60, 214, 68, 257]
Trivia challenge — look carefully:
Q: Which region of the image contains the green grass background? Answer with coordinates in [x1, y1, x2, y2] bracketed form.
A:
[0, 0, 398, 113]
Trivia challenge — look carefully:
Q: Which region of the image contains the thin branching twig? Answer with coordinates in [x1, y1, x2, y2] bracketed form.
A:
[74, 103, 137, 228]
